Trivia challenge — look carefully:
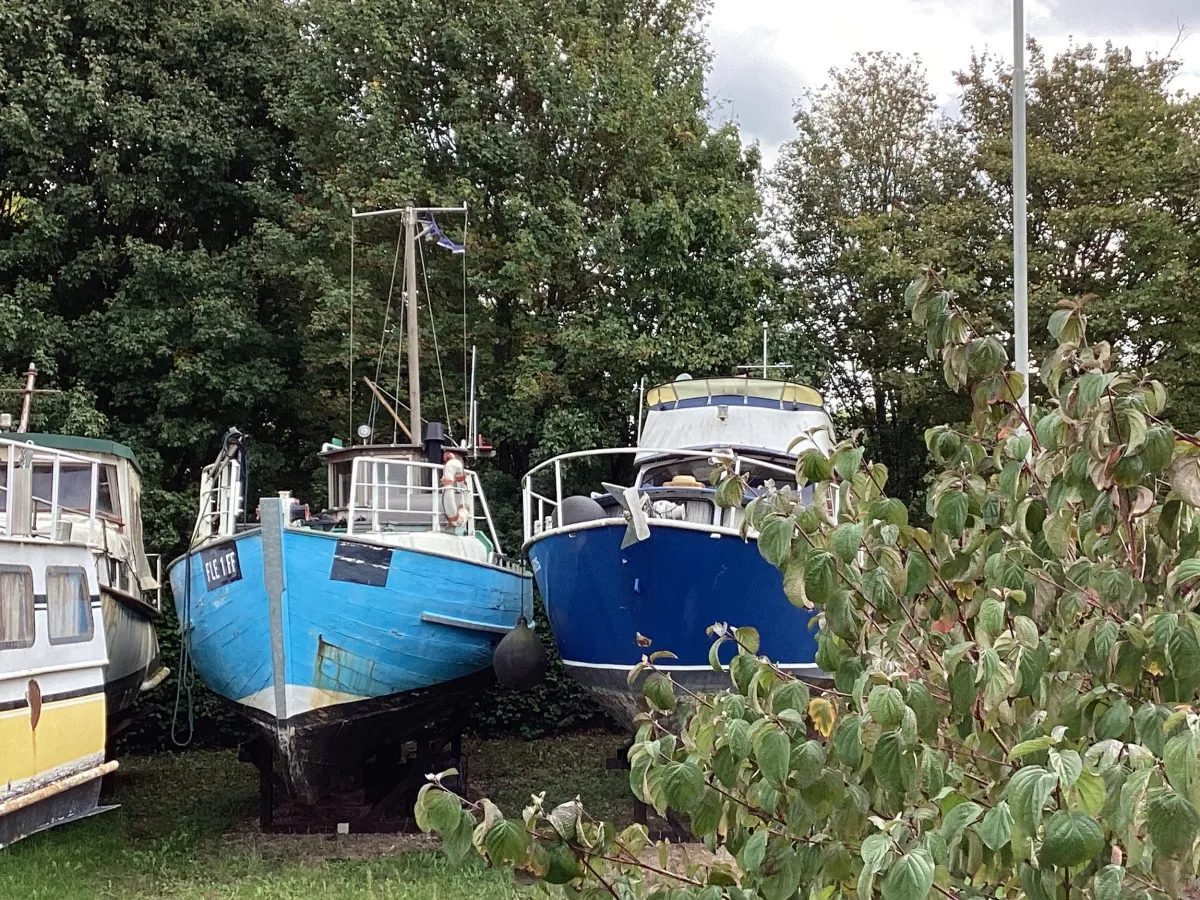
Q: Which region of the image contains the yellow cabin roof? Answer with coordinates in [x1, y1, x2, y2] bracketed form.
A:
[646, 377, 824, 409]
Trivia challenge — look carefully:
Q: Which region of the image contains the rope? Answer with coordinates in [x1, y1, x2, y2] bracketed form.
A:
[418, 236, 452, 428]
[369, 225, 405, 439]
[462, 210, 469, 437]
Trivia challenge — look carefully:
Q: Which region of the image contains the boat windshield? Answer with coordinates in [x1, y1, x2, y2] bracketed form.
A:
[0, 464, 120, 517]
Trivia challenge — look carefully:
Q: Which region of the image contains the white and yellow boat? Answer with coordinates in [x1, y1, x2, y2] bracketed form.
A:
[0, 437, 117, 848]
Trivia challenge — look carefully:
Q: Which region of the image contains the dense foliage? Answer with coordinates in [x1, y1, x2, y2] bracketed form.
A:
[3, 1, 1199, 743]
[418, 274, 1200, 900]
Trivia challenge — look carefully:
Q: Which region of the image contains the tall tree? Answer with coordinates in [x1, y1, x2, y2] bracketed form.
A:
[767, 52, 985, 504]
[0, 0, 310, 548]
[281, 0, 813, 522]
[958, 42, 1200, 429]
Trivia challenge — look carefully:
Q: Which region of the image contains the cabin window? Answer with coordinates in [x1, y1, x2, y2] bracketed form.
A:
[30, 463, 120, 518]
[0, 565, 34, 650]
[46, 566, 93, 644]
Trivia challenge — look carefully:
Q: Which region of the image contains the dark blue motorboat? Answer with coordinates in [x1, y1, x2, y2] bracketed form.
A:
[521, 374, 834, 725]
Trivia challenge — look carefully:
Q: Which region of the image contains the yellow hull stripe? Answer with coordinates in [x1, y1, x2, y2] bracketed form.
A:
[0, 694, 106, 786]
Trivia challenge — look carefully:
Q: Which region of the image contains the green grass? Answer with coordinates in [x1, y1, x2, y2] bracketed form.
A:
[0, 731, 634, 899]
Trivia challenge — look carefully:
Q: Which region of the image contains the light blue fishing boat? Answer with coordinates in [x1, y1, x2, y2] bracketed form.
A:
[168, 205, 534, 806]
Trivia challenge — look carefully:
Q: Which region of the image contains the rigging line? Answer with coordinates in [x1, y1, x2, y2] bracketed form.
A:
[348, 214, 355, 441]
[418, 235, 453, 429]
[370, 224, 405, 440]
[462, 209, 469, 437]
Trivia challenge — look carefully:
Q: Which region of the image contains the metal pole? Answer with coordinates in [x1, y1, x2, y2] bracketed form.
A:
[404, 206, 422, 442]
[761, 323, 769, 378]
[1012, 0, 1030, 412]
[635, 376, 646, 443]
[468, 345, 477, 454]
[17, 363, 36, 433]
[349, 217, 355, 441]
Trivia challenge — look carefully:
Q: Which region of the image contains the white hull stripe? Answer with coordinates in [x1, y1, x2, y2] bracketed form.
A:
[562, 660, 823, 672]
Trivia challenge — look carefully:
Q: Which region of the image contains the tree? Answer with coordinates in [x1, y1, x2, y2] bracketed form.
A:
[419, 272, 1200, 900]
[281, 0, 817, 511]
[0, 0, 313, 550]
[957, 41, 1200, 432]
[767, 53, 991, 507]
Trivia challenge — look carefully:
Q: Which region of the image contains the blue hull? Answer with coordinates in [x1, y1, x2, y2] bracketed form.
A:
[528, 523, 820, 724]
[168, 526, 531, 800]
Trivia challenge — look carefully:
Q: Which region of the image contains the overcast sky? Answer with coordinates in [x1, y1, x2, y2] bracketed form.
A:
[706, 0, 1199, 164]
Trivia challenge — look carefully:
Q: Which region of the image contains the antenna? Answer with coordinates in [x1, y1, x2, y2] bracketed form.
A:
[736, 324, 792, 379]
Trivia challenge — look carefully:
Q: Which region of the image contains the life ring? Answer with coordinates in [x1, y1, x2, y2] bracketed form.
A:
[440, 457, 471, 528]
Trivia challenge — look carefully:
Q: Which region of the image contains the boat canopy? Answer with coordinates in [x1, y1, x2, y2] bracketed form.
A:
[645, 376, 824, 411]
[18, 433, 141, 474]
[637, 376, 833, 462]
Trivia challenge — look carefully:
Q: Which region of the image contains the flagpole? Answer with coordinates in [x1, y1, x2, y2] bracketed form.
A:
[1013, 0, 1030, 412]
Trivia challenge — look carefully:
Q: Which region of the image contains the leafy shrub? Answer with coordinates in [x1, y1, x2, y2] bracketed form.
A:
[417, 274, 1200, 900]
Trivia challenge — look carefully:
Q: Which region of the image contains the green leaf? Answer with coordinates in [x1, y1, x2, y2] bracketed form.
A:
[715, 474, 746, 508]
[414, 786, 461, 833]
[1093, 865, 1124, 900]
[867, 685, 906, 729]
[755, 725, 791, 786]
[1095, 699, 1131, 741]
[832, 523, 863, 563]
[976, 801, 1014, 851]
[1143, 426, 1175, 473]
[940, 801, 983, 848]
[1008, 736, 1055, 760]
[1073, 768, 1107, 817]
[1164, 732, 1197, 794]
[833, 446, 865, 481]
[1076, 372, 1109, 414]
[1042, 509, 1071, 558]
[690, 788, 723, 837]
[935, 491, 969, 539]
[1048, 749, 1082, 789]
[906, 683, 938, 741]
[659, 761, 705, 813]
[792, 740, 826, 787]
[738, 830, 767, 875]
[544, 842, 582, 884]
[771, 680, 810, 717]
[758, 515, 794, 567]
[443, 809, 475, 865]
[872, 732, 916, 794]
[834, 716, 863, 769]
[804, 551, 837, 606]
[725, 717, 751, 761]
[1039, 810, 1105, 868]
[825, 589, 859, 641]
[735, 626, 761, 655]
[643, 673, 676, 711]
[1146, 786, 1200, 855]
[860, 832, 892, 873]
[904, 552, 931, 597]
[881, 850, 934, 900]
[798, 450, 833, 485]
[483, 818, 529, 865]
[979, 596, 1005, 636]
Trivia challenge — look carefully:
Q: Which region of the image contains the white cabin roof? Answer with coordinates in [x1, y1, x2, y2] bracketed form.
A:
[637, 376, 834, 461]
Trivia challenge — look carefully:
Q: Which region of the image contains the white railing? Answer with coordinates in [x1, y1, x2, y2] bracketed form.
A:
[0, 437, 100, 542]
[196, 456, 243, 540]
[347, 456, 504, 556]
[521, 446, 802, 544]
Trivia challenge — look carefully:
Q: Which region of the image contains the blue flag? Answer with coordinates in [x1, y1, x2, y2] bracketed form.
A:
[423, 215, 465, 254]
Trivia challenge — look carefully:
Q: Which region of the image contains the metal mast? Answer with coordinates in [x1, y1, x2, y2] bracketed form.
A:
[1013, 0, 1030, 411]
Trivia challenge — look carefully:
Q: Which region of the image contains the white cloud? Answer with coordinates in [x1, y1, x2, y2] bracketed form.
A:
[705, 0, 1200, 164]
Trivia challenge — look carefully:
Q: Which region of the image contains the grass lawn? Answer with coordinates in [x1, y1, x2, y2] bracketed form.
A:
[0, 730, 633, 900]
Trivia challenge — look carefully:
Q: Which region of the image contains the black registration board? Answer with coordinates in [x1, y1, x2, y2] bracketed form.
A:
[200, 542, 242, 590]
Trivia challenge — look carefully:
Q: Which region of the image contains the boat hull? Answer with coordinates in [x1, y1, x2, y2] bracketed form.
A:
[528, 522, 822, 727]
[101, 593, 162, 723]
[168, 523, 531, 803]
